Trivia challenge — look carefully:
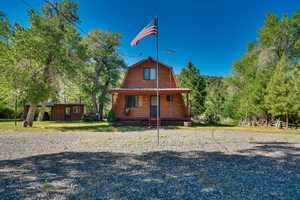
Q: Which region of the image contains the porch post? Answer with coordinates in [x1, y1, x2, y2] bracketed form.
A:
[186, 93, 189, 116]
[189, 93, 191, 118]
[111, 93, 114, 108]
[51, 107, 53, 121]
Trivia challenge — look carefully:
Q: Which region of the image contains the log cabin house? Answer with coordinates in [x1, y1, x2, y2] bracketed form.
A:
[107, 57, 191, 125]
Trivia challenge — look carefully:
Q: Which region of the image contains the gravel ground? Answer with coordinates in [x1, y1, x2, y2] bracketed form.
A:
[0, 129, 300, 200]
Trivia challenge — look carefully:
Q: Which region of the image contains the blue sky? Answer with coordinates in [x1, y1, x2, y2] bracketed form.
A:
[1, 0, 300, 76]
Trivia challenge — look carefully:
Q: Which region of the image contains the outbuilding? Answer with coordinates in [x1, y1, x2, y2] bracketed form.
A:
[24, 102, 84, 121]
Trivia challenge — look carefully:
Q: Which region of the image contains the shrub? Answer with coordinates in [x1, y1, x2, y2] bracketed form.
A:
[107, 109, 117, 122]
[200, 111, 220, 124]
[0, 105, 14, 118]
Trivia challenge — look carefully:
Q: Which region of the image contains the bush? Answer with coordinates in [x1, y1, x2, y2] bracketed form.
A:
[200, 111, 220, 124]
[0, 105, 14, 118]
[81, 112, 98, 122]
[107, 109, 117, 122]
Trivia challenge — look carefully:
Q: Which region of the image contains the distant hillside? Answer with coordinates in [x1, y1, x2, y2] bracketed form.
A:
[175, 74, 224, 88]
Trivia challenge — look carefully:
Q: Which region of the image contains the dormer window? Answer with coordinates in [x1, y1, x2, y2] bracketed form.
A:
[144, 68, 156, 80]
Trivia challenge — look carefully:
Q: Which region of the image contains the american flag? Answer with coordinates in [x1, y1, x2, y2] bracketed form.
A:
[131, 17, 157, 46]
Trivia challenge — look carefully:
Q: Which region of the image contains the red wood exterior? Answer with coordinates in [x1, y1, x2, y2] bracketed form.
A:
[51, 104, 84, 121]
[108, 58, 191, 121]
[24, 103, 84, 121]
[122, 58, 177, 88]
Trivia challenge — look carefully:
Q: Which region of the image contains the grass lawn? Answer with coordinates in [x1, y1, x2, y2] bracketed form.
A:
[0, 119, 299, 134]
[0, 120, 146, 132]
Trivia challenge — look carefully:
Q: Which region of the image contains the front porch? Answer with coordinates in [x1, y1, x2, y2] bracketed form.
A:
[107, 88, 192, 122]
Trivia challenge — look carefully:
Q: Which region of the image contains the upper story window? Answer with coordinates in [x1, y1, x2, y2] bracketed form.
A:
[144, 68, 156, 80]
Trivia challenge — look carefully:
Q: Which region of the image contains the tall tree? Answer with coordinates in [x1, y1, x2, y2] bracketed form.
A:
[80, 29, 125, 120]
[203, 86, 224, 124]
[1, 24, 52, 126]
[27, 0, 83, 121]
[290, 62, 300, 118]
[0, 0, 83, 126]
[258, 11, 300, 59]
[265, 55, 293, 128]
[0, 12, 18, 119]
[178, 61, 206, 117]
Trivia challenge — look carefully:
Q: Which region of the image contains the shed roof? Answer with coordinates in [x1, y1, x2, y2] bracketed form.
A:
[25, 102, 84, 107]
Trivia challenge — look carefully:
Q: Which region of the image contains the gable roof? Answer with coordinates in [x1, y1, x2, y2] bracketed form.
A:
[128, 57, 173, 70]
[121, 57, 178, 88]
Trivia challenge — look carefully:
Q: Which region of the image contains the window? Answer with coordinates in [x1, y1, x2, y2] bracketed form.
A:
[126, 95, 139, 108]
[73, 106, 81, 113]
[144, 68, 156, 80]
[65, 107, 71, 115]
[166, 95, 173, 102]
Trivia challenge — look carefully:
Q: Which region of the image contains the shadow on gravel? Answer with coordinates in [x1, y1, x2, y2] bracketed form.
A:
[0, 142, 299, 200]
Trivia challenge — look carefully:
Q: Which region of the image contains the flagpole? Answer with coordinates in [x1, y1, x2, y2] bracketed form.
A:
[156, 16, 159, 145]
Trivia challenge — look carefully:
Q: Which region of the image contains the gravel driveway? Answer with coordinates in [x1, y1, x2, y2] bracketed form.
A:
[0, 129, 300, 200]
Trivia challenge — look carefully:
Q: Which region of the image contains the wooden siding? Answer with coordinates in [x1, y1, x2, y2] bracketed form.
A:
[113, 94, 187, 119]
[122, 59, 177, 88]
[111, 58, 190, 120]
[114, 94, 149, 118]
[51, 104, 84, 121]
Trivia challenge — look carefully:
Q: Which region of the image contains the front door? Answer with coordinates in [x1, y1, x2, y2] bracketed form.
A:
[65, 106, 71, 120]
[150, 95, 160, 118]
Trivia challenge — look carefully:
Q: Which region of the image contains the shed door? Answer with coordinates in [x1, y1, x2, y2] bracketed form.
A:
[150, 95, 160, 118]
[65, 106, 71, 120]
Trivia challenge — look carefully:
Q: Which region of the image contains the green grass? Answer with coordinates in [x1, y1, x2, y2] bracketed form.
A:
[0, 120, 146, 132]
[0, 119, 299, 134]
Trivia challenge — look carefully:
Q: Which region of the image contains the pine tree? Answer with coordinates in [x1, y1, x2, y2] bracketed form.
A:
[178, 61, 206, 117]
[290, 63, 300, 118]
[265, 55, 293, 128]
[203, 87, 224, 124]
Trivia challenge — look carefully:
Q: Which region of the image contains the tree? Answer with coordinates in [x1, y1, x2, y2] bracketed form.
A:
[0, 11, 10, 42]
[0, 0, 83, 126]
[27, 0, 83, 121]
[1, 24, 52, 126]
[222, 92, 242, 121]
[80, 29, 125, 120]
[265, 55, 293, 128]
[203, 87, 224, 124]
[224, 44, 260, 121]
[178, 61, 206, 117]
[258, 14, 295, 59]
[290, 62, 300, 119]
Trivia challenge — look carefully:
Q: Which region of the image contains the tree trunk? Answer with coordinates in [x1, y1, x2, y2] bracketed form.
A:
[23, 104, 36, 127]
[98, 78, 110, 121]
[14, 97, 18, 127]
[286, 113, 289, 129]
[266, 114, 271, 127]
[37, 101, 47, 121]
[92, 92, 98, 114]
[38, 59, 52, 121]
[98, 103, 104, 121]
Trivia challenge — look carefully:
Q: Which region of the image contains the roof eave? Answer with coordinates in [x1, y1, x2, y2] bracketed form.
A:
[107, 88, 192, 94]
